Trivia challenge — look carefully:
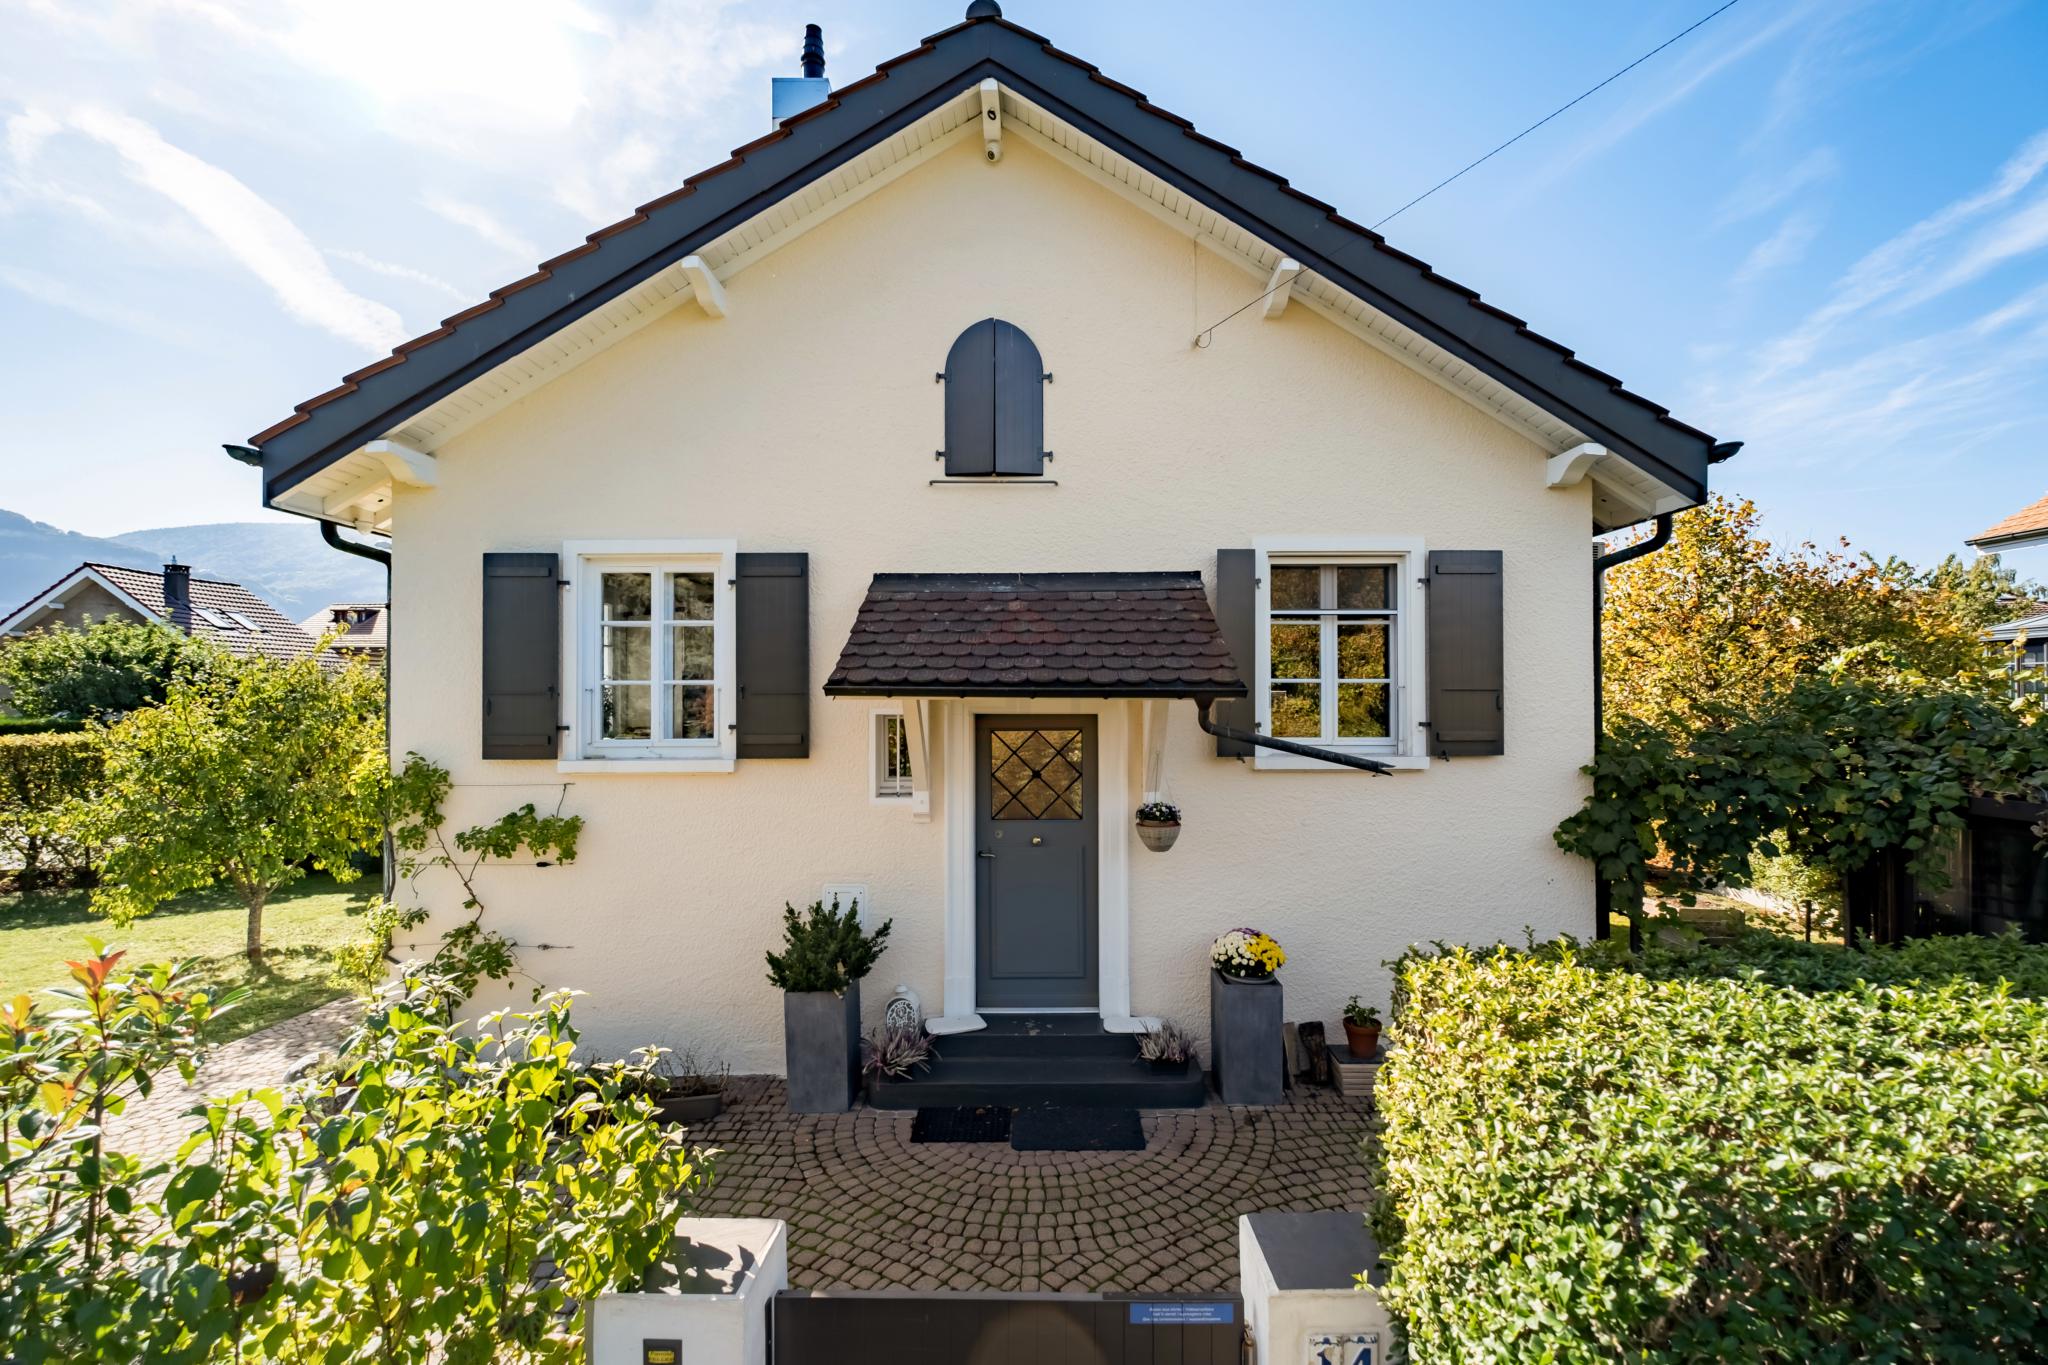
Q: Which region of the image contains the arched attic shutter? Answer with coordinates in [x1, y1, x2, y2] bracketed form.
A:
[942, 318, 1046, 477]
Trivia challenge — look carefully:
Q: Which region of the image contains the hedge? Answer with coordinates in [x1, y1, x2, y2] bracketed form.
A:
[1372, 933, 2048, 1364]
[0, 732, 101, 889]
[0, 717, 86, 734]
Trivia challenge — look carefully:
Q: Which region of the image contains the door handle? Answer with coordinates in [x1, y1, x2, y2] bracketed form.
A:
[977, 851, 996, 859]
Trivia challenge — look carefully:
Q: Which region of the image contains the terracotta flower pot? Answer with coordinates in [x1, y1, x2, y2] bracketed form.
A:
[1342, 1020, 1381, 1059]
[1136, 820, 1181, 852]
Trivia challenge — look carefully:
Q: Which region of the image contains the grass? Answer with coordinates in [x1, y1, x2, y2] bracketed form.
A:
[0, 874, 375, 1042]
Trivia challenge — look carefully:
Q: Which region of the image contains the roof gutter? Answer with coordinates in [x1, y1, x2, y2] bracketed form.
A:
[1195, 698, 1391, 774]
[318, 519, 392, 569]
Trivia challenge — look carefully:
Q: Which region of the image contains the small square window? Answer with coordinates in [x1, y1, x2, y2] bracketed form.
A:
[874, 712, 913, 799]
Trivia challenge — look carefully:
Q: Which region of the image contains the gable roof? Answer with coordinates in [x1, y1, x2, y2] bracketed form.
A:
[246, 6, 1724, 534]
[1969, 492, 2048, 551]
[0, 562, 321, 663]
[301, 603, 388, 652]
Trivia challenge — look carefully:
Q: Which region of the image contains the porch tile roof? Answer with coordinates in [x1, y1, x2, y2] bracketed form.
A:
[824, 571, 1247, 699]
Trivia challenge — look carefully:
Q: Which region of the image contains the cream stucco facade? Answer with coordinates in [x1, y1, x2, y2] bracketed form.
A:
[385, 133, 1596, 1071]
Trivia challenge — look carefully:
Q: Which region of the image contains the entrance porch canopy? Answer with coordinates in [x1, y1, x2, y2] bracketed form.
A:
[823, 572, 1248, 700]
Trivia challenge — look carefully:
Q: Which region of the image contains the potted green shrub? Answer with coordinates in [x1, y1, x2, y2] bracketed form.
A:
[1209, 927, 1286, 1104]
[1341, 997, 1381, 1058]
[1135, 800, 1182, 852]
[765, 896, 892, 1113]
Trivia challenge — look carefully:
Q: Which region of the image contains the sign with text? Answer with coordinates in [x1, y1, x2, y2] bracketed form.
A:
[1308, 1330, 1378, 1365]
[1127, 1300, 1236, 1326]
[641, 1340, 680, 1365]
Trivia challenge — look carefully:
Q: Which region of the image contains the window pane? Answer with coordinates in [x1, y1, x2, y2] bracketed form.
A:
[1337, 622, 1389, 679]
[1270, 566, 1321, 610]
[1336, 566, 1391, 610]
[1270, 682, 1320, 738]
[1337, 682, 1389, 738]
[669, 685, 713, 740]
[600, 684, 650, 739]
[671, 624, 713, 681]
[671, 572, 714, 622]
[1271, 621, 1320, 679]
[603, 625, 651, 681]
[602, 572, 652, 621]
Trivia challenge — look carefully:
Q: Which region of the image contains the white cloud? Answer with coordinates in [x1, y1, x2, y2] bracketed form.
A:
[51, 106, 408, 351]
[1715, 147, 1839, 227]
[1733, 209, 1823, 285]
[1761, 127, 2048, 372]
[329, 248, 470, 303]
[422, 194, 539, 265]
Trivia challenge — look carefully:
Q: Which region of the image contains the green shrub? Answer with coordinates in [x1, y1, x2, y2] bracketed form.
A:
[3, 951, 713, 1364]
[0, 717, 86, 735]
[0, 732, 101, 889]
[1373, 933, 2048, 1364]
[0, 616, 202, 720]
[764, 896, 892, 992]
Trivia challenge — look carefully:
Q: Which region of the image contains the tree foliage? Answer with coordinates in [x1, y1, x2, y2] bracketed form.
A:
[1603, 495, 2040, 730]
[1373, 934, 2048, 1364]
[2, 949, 712, 1364]
[1558, 664, 2048, 911]
[0, 616, 205, 720]
[69, 652, 385, 963]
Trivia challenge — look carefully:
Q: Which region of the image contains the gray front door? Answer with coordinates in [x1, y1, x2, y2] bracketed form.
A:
[975, 716, 1099, 1009]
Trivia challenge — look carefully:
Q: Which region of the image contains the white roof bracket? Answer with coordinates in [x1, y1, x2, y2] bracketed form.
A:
[679, 256, 730, 319]
[1546, 442, 1605, 488]
[979, 78, 1003, 162]
[1262, 257, 1301, 319]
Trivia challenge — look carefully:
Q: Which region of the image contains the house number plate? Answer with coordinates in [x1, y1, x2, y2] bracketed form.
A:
[1308, 1331, 1377, 1365]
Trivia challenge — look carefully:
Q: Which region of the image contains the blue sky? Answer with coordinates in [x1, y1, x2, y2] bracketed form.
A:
[2, 0, 2044, 574]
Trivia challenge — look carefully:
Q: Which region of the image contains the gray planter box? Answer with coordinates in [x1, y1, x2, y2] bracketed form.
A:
[1210, 969, 1283, 1105]
[783, 985, 860, 1113]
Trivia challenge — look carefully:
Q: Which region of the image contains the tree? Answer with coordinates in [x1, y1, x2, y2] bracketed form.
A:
[0, 616, 204, 720]
[1602, 495, 2044, 730]
[70, 651, 385, 964]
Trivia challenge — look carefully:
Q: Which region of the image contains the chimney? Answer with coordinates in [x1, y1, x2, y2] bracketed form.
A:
[161, 560, 191, 614]
[771, 24, 830, 126]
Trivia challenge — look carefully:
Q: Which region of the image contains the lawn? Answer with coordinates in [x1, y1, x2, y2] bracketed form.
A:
[0, 874, 375, 1042]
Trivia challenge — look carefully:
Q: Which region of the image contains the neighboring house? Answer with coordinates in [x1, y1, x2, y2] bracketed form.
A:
[232, 6, 1728, 1079]
[1968, 490, 2048, 555]
[0, 560, 320, 662]
[301, 603, 388, 665]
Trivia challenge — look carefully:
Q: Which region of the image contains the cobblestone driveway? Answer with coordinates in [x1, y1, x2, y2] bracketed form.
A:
[688, 1077, 1372, 1293]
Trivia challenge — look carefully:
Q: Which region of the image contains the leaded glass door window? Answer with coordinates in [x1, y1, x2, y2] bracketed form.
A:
[988, 727, 1085, 819]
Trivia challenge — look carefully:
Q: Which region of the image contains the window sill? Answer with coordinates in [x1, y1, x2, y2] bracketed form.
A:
[557, 756, 736, 774]
[1252, 750, 1429, 772]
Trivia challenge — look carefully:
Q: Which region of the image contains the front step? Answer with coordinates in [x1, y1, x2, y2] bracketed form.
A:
[869, 1018, 1208, 1110]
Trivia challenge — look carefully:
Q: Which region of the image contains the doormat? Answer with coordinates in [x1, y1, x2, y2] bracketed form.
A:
[910, 1106, 1013, 1144]
[1009, 1107, 1145, 1152]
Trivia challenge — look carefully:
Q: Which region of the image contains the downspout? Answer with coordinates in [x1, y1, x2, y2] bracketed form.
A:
[1195, 698, 1392, 774]
[1588, 440, 1740, 948]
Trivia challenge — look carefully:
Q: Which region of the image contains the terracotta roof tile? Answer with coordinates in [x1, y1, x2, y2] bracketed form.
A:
[1970, 492, 2048, 549]
[825, 572, 1246, 699]
[76, 563, 324, 664]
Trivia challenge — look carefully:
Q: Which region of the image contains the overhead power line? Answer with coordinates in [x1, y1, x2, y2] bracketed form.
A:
[1371, 0, 1745, 230]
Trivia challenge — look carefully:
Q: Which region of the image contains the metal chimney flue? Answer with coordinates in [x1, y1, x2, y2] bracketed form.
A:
[772, 23, 831, 127]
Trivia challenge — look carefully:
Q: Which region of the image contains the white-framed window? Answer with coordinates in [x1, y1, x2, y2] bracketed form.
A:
[1253, 536, 1428, 771]
[872, 710, 914, 800]
[2012, 639, 2047, 698]
[562, 540, 737, 771]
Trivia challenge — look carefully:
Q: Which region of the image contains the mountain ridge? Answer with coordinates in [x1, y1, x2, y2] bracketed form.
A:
[0, 509, 383, 624]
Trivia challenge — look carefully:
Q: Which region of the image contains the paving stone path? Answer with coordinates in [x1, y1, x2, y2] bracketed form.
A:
[103, 997, 359, 1165]
[688, 1077, 1373, 1293]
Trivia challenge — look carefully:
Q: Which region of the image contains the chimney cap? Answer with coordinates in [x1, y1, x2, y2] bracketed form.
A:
[965, 1, 1002, 18]
[801, 22, 825, 80]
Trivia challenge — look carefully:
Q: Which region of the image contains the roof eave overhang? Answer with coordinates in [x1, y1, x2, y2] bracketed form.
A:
[822, 682, 1248, 699]
[251, 17, 1715, 530]
[1969, 530, 2048, 552]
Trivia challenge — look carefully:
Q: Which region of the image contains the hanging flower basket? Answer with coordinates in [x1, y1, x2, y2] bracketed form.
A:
[1136, 800, 1181, 853]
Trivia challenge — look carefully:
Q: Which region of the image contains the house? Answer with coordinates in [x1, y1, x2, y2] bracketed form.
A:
[0, 560, 320, 662]
[1987, 611, 2047, 697]
[231, 5, 1727, 1082]
[301, 603, 388, 665]
[1968, 490, 2048, 556]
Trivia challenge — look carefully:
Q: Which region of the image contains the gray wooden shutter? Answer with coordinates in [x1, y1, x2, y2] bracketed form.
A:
[735, 552, 808, 758]
[481, 552, 560, 759]
[1212, 549, 1256, 757]
[942, 320, 996, 476]
[1425, 550, 1504, 757]
[991, 320, 1045, 476]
